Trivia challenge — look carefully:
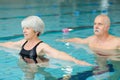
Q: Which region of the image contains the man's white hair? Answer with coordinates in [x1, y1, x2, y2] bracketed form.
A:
[21, 16, 45, 34]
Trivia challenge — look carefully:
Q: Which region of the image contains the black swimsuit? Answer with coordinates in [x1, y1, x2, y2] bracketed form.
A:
[19, 41, 43, 63]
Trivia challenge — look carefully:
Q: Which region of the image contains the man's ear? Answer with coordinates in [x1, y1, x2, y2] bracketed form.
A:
[106, 25, 110, 31]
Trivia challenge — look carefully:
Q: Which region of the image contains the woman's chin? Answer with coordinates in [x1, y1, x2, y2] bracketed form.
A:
[24, 37, 29, 40]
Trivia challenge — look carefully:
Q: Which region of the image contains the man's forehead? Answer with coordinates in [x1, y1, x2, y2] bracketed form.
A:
[94, 17, 104, 23]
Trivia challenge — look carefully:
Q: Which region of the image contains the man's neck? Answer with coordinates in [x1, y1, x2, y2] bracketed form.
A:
[96, 33, 110, 42]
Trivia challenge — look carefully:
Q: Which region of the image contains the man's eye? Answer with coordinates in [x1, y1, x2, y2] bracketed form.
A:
[98, 23, 103, 25]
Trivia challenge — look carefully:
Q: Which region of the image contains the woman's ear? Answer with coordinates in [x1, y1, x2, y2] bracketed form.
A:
[36, 32, 40, 36]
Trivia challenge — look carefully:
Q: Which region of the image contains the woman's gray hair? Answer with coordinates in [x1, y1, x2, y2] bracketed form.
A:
[21, 16, 45, 34]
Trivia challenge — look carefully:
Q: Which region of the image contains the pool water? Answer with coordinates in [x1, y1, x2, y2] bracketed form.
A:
[0, 0, 120, 80]
[0, 41, 95, 80]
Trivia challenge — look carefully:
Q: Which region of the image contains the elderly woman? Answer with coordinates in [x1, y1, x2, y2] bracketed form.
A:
[0, 16, 91, 80]
[0, 16, 91, 65]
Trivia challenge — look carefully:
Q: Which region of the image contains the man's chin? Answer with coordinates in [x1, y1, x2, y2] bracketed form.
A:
[94, 33, 101, 36]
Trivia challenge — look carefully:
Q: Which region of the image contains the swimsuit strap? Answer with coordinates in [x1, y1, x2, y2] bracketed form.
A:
[22, 41, 28, 48]
[34, 41, 43, 48]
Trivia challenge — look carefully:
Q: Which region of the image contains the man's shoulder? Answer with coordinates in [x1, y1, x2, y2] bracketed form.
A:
[110, 35, 120, 40]
[87, 35, 95, 40]
[84, 36, 95, 43]
[110, 35, 120, 47]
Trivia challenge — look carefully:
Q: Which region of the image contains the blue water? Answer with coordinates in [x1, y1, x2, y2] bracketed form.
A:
[0, 0, 120, 80]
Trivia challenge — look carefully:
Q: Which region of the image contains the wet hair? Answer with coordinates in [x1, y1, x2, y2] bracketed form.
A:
[96, 14, 111, 26]
[21, 16, 45, 35]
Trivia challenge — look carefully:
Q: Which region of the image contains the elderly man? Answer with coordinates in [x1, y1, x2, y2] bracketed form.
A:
[58, 14, 120, 74]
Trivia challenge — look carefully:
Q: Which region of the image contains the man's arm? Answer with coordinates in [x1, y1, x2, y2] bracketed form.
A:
[56, 37, 92, 44]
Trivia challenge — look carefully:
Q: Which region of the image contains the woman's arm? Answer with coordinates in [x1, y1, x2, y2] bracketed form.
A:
[41, 43, 92, 66]
[117, 38, 120, 49]
[0, 39, 26, 50]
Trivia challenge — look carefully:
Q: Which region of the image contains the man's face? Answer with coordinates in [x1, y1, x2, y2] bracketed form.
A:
[93, 16, 109, 36]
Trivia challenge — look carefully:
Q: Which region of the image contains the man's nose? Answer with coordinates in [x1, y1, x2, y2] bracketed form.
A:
[94, 25, 99, 29]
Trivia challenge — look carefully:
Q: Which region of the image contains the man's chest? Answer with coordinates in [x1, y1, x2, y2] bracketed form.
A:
[88, 40, 118, 49]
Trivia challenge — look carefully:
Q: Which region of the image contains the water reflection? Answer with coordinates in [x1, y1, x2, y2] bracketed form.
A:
[100, 0, 109, 14]
[92, 48, 120, 80]
[108, 56, 120, 80]
[18, 59, 57, 80]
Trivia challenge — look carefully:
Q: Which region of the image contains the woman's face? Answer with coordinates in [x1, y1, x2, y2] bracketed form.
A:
[23, 27, 37, 40]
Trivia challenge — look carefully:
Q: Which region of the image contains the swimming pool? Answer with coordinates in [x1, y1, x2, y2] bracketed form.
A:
[0, 0, 120, 80]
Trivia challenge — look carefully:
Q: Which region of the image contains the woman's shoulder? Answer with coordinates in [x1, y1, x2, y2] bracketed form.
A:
[37, 42, 50, 48]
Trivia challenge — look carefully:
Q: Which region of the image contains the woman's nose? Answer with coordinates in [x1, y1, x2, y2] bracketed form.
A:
[23, 28, 26, 33]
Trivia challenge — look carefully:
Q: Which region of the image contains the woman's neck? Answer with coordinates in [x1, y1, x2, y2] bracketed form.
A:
[27, 37, 40, 43]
